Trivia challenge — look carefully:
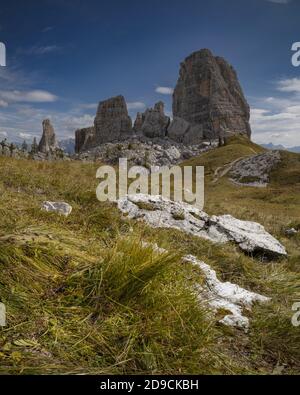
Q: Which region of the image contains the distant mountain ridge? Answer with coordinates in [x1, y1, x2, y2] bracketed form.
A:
[261, 143, 300, 153]
[11, 138, 76, 155]
[59, 138, 75, 155]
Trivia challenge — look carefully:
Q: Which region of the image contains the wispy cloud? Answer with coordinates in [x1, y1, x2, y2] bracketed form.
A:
[19, 45, 62, 56]
[0, 99, 8, 107]
[42, 26, 55, 33]
[0, 68, 26, 85]
[62, 114, 95, 132]
[0, 103, 96, 143]
[251, 108, 299, 147]
[250, 90, 300, 147]
[276, 78, 300, 93]
[0, 90, 58, 104]
[249, 74, 300, 146]
[0, 64, 47, 91]
[19, 132, 33, 140]
[266, 0, 291, 4]
[127, 101, 146, 110]
[155, 86, 174, 95]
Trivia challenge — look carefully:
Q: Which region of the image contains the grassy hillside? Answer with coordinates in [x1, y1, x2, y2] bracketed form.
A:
[0, 138, 299, 374]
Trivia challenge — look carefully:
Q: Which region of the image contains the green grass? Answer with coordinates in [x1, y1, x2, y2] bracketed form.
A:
[0, 137, 299, 375]
[184, 135, 265, 179]
[0, 233, 227, 374]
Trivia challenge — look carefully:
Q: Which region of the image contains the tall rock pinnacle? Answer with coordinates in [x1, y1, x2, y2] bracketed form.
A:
[38, 119, 58, 153]
[172, 49, 251, 141]
[94, 95, 132, 144]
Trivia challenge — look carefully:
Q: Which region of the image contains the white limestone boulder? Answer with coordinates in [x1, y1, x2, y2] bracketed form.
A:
[229, 150, 281, 187]
[141, 242, 270, 331]
[118, 194, 211, 240]
[118, 194, 287, 257]
[184, 255, 271, 331]
[209, 215, 287, 257]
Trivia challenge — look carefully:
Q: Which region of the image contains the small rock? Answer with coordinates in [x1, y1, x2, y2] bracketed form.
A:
[142, 242, 270, 330]
[285, 228, 298, 236]
[184, 255, 270, 331]
[164, 146, 181, 162]
[41, 201, 72, 217]
[76, 137, 216, 167]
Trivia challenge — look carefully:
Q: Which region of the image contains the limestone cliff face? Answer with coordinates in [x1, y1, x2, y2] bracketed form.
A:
[74, 49, 252, 152]
[94, 95, 132, 144]
[172, 49, 251, 141]
[75, 96, 132, 152]
[38, 119, 58, 153]
[134, 101, 170, 138]
[75, 127, 95, 154]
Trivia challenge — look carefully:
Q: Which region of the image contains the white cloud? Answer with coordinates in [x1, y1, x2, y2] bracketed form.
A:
[251, 108, 269, 117]
[0, 101, 97, 143]
[155, 86, 174, 95]
[19, 132, 33, 140]
[0, 68, 24, 84]
[276, 78, 300, 93]
[0, 131, 7, 137]
[250, 75, 300, 147]
[0, 90, 58, 103]
[263, 96, 294, 109]
[0, 99, 8, 107]
[251, 103, 300, 147]
[127, 102, 146, 110]
[62, 114, 95, 132]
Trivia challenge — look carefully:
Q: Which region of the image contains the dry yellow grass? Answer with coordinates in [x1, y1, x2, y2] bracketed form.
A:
[0, 137, 299, 374]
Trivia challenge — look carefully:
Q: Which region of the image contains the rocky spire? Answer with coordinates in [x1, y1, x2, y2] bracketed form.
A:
[133, 112, 144, 133]
[135, 101, 170, 138]
[38, 119, 58, 153]
[94, 95, 132, 144]
[172, 49, 251, 141]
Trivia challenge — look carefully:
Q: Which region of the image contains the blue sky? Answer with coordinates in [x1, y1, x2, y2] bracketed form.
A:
[0, 0, 300, 146]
